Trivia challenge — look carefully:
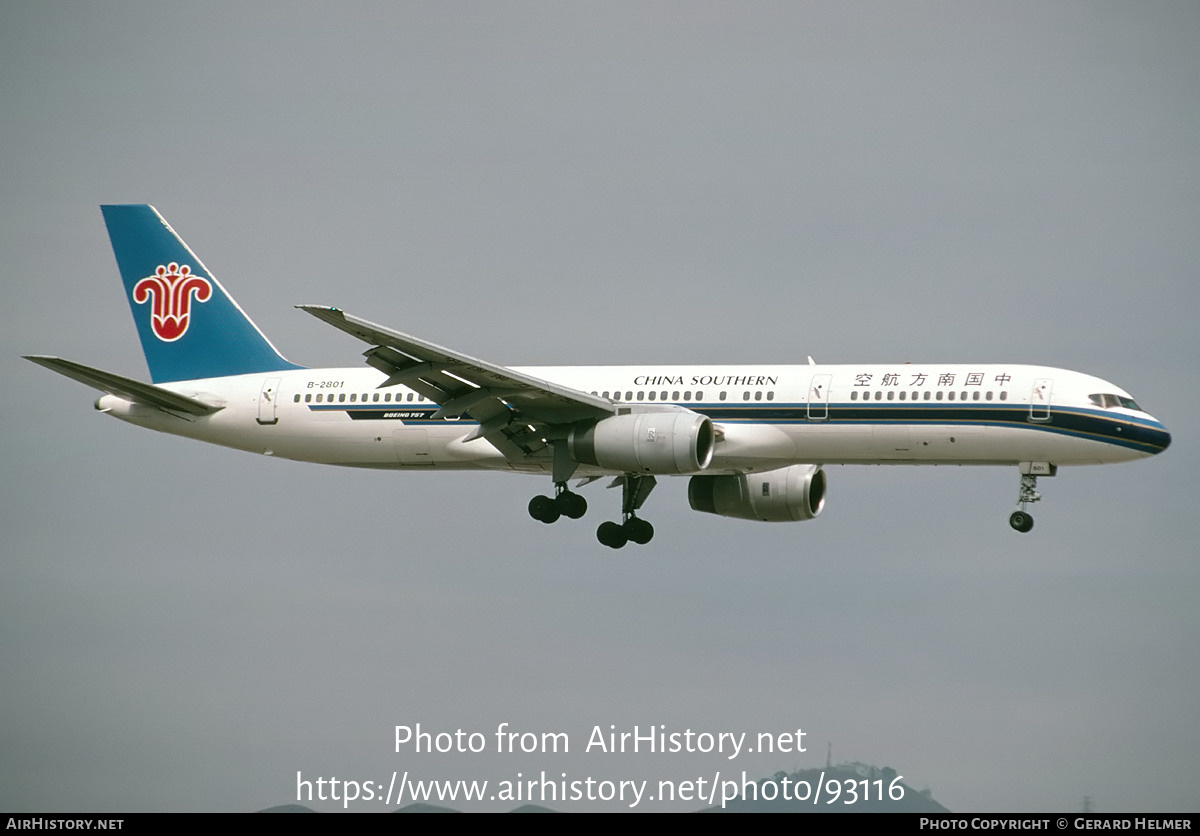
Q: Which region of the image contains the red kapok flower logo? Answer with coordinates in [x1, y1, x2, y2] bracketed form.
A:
[132, 263, 213, 342]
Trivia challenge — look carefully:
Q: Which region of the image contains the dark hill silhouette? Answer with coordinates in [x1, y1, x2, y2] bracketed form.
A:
[257, 804, 316, 812]
[394, 802, 459, 813]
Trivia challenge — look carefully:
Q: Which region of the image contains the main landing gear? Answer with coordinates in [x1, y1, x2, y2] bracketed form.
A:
[596, 475, 656, 549]
[527, 474, 657, 549]
[528, 482, 587, 524]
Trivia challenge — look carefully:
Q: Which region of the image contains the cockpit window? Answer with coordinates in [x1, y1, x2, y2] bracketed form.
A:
[1089, 393, 1142, 411]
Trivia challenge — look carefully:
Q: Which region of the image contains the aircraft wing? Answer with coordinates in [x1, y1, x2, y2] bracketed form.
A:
[298, 306, 615, 458]
[25, 356, 223, 416]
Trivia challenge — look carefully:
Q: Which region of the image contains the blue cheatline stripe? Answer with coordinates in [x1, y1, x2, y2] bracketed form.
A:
[694, 402, 1168, 455]
[301, 400, 1169, 455]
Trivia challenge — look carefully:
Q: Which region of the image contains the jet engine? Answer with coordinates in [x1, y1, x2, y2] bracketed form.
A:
[568, 410, 715, 475]
[688, 465, 826, 522]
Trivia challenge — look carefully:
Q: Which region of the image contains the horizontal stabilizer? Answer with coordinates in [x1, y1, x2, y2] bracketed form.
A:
[24, 356, 223, 416]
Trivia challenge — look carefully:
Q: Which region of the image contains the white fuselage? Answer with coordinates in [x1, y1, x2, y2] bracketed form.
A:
[96, 362, 1171, 475]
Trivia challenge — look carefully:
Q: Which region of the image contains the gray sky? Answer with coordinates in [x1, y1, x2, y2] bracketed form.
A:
[2, 1, 1197, 813]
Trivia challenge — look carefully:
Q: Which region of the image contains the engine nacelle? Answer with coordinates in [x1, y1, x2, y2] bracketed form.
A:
[688, 465, 826, 522]
[568, 410, 715, 474]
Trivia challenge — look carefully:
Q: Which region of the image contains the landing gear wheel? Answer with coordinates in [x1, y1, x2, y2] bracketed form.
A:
[528, 495, 560, 524]
[597, 521, 628, 549]
[623, 517, 654, 545]
[1009, 511, 1034, 533]
[555, 490, 588, 519]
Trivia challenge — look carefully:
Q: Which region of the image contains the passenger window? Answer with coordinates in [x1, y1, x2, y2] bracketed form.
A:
[293, 394, 301, 403]
[743, 391, 751, 401]
[638, 391, 645, 400]
[851, 391, 858, 401]
[887, 391, 895, 401]
[720, 391, 727, 401]
[304, 394, 312, 403]
[672, 391, 680, 401]
[1000, 391, 1008, 401]
[648, 391, 656, 401]
[766, 391, 774, 401]
[683, 391, 691, 401]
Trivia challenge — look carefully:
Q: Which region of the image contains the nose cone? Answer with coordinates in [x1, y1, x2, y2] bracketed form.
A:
[1140, 417, 1171, 455]
[1155, 423, 1171, 453]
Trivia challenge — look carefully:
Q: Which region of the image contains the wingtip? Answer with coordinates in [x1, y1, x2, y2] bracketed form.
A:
[296, 305, 344, 321]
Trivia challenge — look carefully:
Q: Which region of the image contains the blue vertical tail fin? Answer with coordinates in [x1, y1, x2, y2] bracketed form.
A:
[101, 204, 304, 383]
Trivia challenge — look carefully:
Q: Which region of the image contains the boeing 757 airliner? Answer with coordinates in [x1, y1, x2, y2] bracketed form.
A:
[26, 205, 1171, 548]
